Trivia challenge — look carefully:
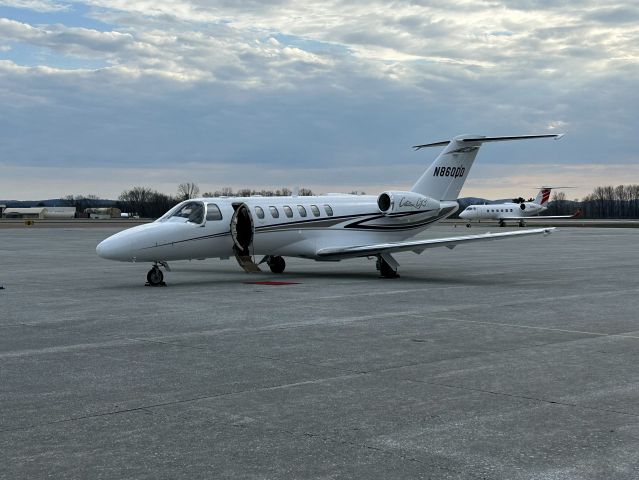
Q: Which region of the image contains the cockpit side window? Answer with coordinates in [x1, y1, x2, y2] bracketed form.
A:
[169, 201, 205, 224]
[206, 203, 223, 221]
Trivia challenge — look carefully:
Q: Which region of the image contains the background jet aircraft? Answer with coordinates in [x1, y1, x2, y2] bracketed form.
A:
[459, 186, 580, 227]
[97, 134, 562, 284]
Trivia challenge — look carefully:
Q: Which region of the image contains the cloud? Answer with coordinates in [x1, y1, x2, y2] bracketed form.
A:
[0, 0, 69, 12]
[0, 0, 638, 200]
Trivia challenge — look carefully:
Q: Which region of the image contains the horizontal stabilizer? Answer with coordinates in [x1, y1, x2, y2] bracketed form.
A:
[412, 140, 451, 150]
[413, 134, 563, 150]
[461, 134, 564, 143]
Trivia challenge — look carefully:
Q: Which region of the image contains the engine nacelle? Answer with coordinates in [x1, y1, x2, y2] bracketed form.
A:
[377, 191, 440, 216]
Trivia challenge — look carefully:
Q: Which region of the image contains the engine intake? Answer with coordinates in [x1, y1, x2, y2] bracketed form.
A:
[377, 191, 440, 216]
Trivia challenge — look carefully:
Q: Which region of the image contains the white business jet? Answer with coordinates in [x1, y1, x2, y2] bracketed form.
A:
[459, 186, 579, 227]
[96, 134, 562, 285]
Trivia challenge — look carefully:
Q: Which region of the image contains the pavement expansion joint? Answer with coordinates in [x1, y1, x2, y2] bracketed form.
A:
[403, 378, 639, 419]
[0, 374, 363, 434]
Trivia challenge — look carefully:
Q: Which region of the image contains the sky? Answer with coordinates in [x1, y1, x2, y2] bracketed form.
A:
[1, 0, 638, 201]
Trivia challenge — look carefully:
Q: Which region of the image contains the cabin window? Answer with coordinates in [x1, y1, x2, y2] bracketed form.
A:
[297, 205, 307, 217]
[283, 205, 293, 218]
[206, 203, 223, 221]
[310, 205, 321, 217]
[324, 205, 334, 216]
[255, 206, 265, 219]
[269, 206, 279, 218]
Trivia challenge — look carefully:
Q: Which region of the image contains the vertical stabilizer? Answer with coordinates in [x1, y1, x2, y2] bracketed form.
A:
[410, 135, 484, 201]
[534, 187, 552, 206]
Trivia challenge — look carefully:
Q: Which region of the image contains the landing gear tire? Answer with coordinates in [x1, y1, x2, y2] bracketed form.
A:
[499, 220, 505, 228]
[519, 220, 526, 228]
[466, 223, 471, 228]
[377, 257, 400, 279]
[146, 266, 164, 286]
[268, 256, 286, 274]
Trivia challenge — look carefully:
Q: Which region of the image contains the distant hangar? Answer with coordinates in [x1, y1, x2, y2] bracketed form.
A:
[2, 207, 76, 219]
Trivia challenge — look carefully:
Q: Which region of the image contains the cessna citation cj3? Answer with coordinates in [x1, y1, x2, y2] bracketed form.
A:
[459, 186, 579, 227]
[97, 134, 563, 285]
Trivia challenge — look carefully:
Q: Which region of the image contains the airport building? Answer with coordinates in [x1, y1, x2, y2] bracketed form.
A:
[3, 207, 48, 219]
[2, 206, 76, 219]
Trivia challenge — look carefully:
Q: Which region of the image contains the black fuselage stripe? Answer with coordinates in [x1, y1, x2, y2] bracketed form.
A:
[142, 231, 230, 249]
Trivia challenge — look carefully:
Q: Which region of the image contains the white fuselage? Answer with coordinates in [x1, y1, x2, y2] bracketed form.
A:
[458, 202, 546, 221]
[96, 195, 459, 263]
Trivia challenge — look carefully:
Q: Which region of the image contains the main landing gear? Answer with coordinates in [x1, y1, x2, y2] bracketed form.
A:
[267, 256, 286, 274]
[146, 262, 169, 286]
[376, 254, 400, 279]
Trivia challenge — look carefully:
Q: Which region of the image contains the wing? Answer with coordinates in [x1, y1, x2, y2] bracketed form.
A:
[501, 212, 581, 220]
[316, 227, 555, 260]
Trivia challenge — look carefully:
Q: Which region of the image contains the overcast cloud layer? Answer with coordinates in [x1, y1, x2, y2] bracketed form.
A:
[1, 0, 638, 199]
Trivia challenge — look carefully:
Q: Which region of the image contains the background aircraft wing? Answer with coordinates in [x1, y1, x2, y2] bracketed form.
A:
[502, 210, 582, 221]
[316, 228, 555, 260]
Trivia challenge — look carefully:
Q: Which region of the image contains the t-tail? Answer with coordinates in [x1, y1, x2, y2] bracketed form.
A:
[533, 186, 574, 206]
[534, 187, 553, 206]
[410, 134, 564, 201]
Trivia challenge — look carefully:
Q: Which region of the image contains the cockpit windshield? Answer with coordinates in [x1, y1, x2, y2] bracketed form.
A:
[164, 201, 205, 224]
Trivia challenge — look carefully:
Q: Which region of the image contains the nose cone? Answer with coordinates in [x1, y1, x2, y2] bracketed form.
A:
[459, 210, 468, 219]
[96, 226, 147, 261]
[96, 222, 168, 262]
[96, 236, 129, 261]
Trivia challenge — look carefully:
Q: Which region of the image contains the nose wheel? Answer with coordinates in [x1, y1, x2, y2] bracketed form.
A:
[146, 265, 166, 287]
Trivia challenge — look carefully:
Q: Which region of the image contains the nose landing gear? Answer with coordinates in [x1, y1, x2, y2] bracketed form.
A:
[146, 262, 169, 286]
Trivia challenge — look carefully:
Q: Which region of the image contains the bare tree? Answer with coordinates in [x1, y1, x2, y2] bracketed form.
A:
[551, 191, 566, 215]
[148, 191, 178, 218]
[177, 182, 200, 201]
[118, 186, 153, 217]
[63, 194, 101, 213]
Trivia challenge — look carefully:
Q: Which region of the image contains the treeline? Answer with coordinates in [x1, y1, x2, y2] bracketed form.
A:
[57, 183, 639, 219]
[116, 183, 315, 218]
[579, 185, 639, 218]
[545, 185, 639, 219]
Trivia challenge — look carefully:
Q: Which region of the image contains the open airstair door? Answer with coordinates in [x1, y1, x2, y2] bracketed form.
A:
[230, 203, 261, 273]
